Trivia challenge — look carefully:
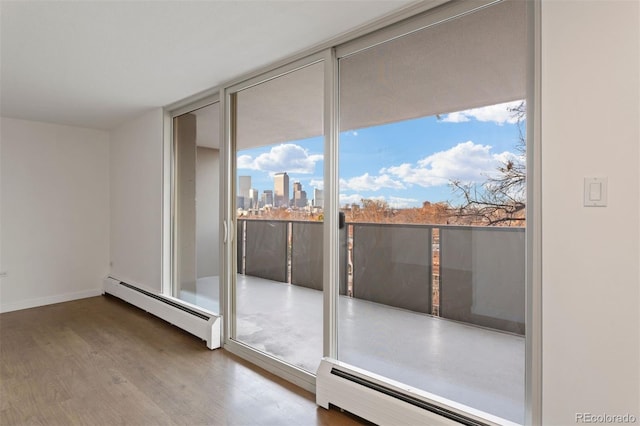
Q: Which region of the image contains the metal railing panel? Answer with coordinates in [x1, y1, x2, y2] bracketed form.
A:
[289, 221, 348, 294]
[237, 219, 244, 274]
[440, 227, 525, 334]
[244, 220, 288, 283]
[291, 221, 323, 290]
[352, 223, 432, 314]
[239, 218, 525, 335]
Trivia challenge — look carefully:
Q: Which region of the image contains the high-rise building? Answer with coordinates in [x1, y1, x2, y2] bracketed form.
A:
[293, 181, 307, 208]
[313, 188, 324, 208]
[238, 176, 251, 209]
[274, 172, 289, 208]
[262, 190, 273, 207]
[249, 188, 259, 209]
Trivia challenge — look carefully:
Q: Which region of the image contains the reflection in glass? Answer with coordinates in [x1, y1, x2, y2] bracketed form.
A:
[173, 103, 220, 313]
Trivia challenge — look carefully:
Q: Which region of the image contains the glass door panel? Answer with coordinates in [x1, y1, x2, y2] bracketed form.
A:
[232, 61, 324, 373]
[337, 1, 527, 423]
[173, 102, 221, 313]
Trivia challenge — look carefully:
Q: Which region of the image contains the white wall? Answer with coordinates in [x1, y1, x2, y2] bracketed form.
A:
[0, 117, 110, 312]
[109, 108, 164, 291]
[541, 1, 640, 424]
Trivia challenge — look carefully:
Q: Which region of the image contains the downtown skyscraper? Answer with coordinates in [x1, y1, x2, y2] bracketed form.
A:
[273, 172, 289, 208]
[238, 175, 251, 209]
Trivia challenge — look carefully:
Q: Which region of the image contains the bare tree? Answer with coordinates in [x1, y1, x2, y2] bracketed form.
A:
[345, 199, 391, 223]
[449, 101, 526, 226]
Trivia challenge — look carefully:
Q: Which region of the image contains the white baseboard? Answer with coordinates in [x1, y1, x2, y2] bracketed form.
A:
[103, 277, 221, 350]
[0, 288, 103, 313]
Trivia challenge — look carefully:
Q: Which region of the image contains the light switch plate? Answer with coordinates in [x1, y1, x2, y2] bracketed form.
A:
[584, 177, 607, 207]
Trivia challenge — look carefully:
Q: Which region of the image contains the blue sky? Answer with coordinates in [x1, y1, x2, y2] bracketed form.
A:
[237, 100, 525, 208]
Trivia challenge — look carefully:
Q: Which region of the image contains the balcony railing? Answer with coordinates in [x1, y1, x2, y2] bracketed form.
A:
[237, 218, 525, 335]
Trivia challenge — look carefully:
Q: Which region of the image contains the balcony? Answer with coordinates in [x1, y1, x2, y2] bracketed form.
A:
[185, 218, 525, 423]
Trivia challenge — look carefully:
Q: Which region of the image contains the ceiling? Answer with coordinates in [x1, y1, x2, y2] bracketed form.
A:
[0, 0, 414, 130]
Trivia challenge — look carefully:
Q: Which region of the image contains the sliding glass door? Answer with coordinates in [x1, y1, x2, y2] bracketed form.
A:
[335, 0, 527, 423]
[215, 1, 532, 423]
[172, 102, 221, 313]
[228, 60, 325, 374]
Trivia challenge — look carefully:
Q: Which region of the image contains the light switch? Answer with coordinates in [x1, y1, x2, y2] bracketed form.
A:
[584, 177, 607, 207]
[589, 182, 601, 201]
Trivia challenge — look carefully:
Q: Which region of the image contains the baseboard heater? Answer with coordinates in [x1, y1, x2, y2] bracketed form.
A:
[103, 277, 221, 350]
[316, 358, 514, 426]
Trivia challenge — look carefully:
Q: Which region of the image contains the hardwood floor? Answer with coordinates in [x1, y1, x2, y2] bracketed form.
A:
[0, 295, 366, 426]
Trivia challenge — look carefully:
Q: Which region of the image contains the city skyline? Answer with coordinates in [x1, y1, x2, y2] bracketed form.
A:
[237, 173, 322, 210]
[237, 100, 525, 209]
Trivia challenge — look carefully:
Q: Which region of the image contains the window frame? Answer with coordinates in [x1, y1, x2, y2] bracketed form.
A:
[161, 0, 542, 422]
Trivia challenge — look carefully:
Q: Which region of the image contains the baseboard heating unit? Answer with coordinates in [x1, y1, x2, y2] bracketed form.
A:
[103, 277, 221, 350]
[316, 358, 514, 426]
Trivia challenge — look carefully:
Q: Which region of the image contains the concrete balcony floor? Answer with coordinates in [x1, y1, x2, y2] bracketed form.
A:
[180, 274, 525, 424]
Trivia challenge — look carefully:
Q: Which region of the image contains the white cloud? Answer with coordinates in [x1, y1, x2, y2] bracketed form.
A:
[238, 143, 323, 174]
[494, 150, 524, 167]
[308, 179, 324, 190]
[388, 196, 419, 209]
[381, 141, 513, 187]
[339, 173, 405, 192]
[338, 194, 420, 209]
[340, 193, 385, 206]
[237, 154, 256, 169]
[340, 193, 365, 206]
[440, 100, 524, 125]
[440, 111, 470, 123]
